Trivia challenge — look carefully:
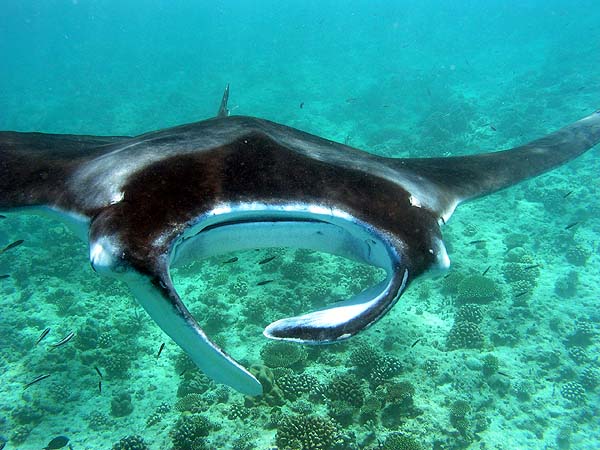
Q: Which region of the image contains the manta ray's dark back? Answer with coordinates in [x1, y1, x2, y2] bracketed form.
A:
[1, 110, 599, 217]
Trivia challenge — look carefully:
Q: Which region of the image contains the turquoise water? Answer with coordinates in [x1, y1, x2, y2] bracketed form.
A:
[1, 1, 599, 449]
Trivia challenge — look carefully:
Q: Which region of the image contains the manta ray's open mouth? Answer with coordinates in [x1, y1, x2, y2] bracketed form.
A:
[171, 204, 409, 341]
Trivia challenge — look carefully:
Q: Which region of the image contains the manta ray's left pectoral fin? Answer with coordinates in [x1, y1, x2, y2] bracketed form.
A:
[264, 266, 409, 344]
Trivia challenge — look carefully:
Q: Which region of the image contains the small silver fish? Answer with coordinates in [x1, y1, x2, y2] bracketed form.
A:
[24, 373, 51, 389]
[0, 239, 24, 255]
[35, 327, 51, 346]
[50, 331, 75, 349]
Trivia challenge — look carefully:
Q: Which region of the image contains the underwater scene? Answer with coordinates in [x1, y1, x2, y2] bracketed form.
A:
[1, 1, 599, 449]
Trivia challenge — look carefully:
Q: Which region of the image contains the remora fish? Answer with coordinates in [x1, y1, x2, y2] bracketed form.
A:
[1, 86, 599, 396]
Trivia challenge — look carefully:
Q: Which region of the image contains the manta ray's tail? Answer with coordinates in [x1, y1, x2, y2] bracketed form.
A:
[392, 109, 600, 218]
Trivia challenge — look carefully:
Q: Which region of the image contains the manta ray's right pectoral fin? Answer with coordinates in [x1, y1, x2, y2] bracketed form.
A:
[89, 233, 262, 396]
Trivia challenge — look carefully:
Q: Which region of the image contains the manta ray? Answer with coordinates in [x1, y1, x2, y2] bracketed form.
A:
[1, 86, 599, 395]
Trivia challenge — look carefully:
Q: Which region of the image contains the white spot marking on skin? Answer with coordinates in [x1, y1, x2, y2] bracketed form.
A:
[409, 195, 422, 208]
[89, 236, 119, 270]
[110, 191, 124, 204]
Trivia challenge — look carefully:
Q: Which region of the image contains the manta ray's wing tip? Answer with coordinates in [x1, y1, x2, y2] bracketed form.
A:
[239, 375, 263, 396]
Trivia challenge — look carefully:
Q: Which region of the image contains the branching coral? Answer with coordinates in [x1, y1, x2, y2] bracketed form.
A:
[275, 369, 319, 401]
[110, 392, 133, 417]
[261, 341, 308, 369]
[111, 435, 149, 450]
[446, 321, 485, 350]
[324, 373, 365, 407]
[175, 393, 207, 414]
[275, 415, 342, 450]
[170, 414, 213, 450]
[449, 399, 471, 436]
[481, 354, 499, 377]
[456, 274, 501, 304]
[380, 432, 423, 450]
[349, 342, 402, 385]
[561, 382, 586, 404]
[455, 304, 483, 323]
[580, 366, 598, 390]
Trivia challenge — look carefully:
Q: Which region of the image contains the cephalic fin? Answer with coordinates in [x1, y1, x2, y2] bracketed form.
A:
[126, 268, 262, 395]
[264, 267, 409, 343]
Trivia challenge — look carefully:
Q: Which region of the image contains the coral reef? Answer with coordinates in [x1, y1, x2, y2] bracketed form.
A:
[350, 345, 403, 386]
[567, 319, 596, 347]
[324, 373, 365, 407]
[380, 432, 423, 450]
[177, 371, 212, 397]
[227, 403, 250, 420]
[565, 245, 590, 266]
[383, 381, 415, 407]
[580, 366, 598, 390]
[568, 346, 588, 365]
[244, 364, 285, 407]
[456, 274, 500, 304]
[560, 382, 586, 404]
[554, 271, 579, 298]
[10, 425, 31, 445]
[103, 352, 133, 379]
[170, 414, 213, 450]
[111, 392, 134, 417]
[261, 341, 308, 369]
[86, 411, 115, 430]
[349, 342, 380, 369]
[275, 369, 319, 401]
[111, 435, 149, 450]
[423, 359, 439, 378]
[232, 278, 250, 296]
[446, 321, 485, 350]
[449, 399, 471, 436]
[378, 380, 421, 427]
[455, 304, 483, 323]
[275, 414, 342, 450]
[231, 433, 256, 450]
[175, 393, 207, 414]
